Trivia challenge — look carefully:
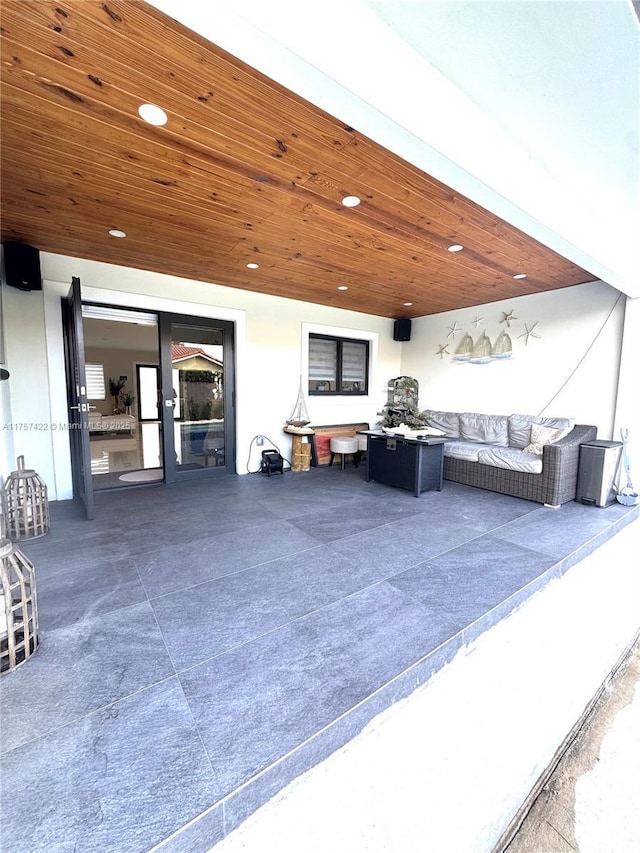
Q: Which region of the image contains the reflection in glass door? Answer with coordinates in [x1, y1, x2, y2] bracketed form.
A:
[161, 317, 234, 479]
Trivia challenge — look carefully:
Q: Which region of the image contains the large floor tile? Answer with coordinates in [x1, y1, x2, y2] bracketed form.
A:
[329, 511, 482, 577]
[179, 582, 437, 796]
[152, 545, 370, 670]
[19, 532, 131, 580]
[286, 494, 424, 542]
[135, 520, 319, 599]
[389, 535, 558, 636]
[36, 558, 147, 630]
[0, 601, 174, 753]
[492, 500, 627, 560]
[120, 512, 222, 556]
[0, 679, 221, 853]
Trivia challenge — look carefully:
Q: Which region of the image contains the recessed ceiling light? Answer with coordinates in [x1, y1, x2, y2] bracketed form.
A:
[513, 273, 527, 279]
[138, 103, 168, 126]
[338, 285, 349, 291]
[403, 302, 413, 307]
[108, 229, 126, 238]
[341, 196, 361, 208]
[447, 244, 464, 252]
[246, 262, 259, 269]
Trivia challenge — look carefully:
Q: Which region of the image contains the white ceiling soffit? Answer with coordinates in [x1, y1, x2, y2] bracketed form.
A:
[148, 0, 640, 298]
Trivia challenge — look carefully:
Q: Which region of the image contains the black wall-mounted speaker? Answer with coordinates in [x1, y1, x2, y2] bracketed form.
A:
[2, 241, 42, 291]
[393, 318, 412, 342]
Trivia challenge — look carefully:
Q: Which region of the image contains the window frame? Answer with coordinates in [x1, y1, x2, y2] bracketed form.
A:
[308, 332, 370, 396]
[85, 362, 106, 401]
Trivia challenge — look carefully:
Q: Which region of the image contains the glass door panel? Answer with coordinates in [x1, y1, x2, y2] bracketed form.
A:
[81, 307, 161, 489]
[135, 363, 163, 474]
[138, 365, 160, 421]
[168, 323, 226, 473]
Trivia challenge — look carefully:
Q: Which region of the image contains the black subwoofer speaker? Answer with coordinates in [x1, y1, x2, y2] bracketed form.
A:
[393, 318, 412, 341]
[2, 241, 42, 291]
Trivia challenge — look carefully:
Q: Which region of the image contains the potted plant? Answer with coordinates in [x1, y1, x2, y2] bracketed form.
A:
[378, 400, 430, 430]
[378, 376, 429, 430]
[108, 377, 126, 413]
[120, 390, 135, 415]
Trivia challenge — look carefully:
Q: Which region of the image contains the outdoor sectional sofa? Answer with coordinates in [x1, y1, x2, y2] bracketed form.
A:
[422, 409, 597, 507]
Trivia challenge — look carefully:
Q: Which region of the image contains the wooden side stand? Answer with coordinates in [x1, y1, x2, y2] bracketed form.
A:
[284, 426, 315, 471]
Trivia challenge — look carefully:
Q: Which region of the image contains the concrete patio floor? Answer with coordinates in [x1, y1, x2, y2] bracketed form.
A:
[1, 465, 637, 853]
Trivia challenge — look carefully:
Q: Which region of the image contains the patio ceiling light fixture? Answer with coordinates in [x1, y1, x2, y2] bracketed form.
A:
[341, 195, 361, 207]
[138, 103, 168, 126]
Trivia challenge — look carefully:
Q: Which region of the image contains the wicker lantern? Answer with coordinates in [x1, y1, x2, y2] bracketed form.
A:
[0, 523, 39, 674]
[1, 456, 50, 540]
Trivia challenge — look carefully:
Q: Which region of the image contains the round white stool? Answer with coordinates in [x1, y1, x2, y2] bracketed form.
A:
[357, 434, 368, 462]
[330, 436, 359, 469]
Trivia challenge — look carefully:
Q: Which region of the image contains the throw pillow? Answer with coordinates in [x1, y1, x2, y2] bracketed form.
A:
[524, 423, 570, 455]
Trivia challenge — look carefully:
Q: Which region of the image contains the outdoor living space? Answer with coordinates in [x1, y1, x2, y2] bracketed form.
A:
[1, 5, 639, 852]
[1, 466, 638, 853]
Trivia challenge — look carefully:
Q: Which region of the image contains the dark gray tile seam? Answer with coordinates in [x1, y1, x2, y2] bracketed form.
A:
[138, 541, 325, 602]
[324, 523, 491, 570]
[0, 674, 180, 757]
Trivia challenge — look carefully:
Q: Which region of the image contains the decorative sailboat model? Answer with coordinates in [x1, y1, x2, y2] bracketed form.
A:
[470, 332, 492, 364]
[454, 333, 474, 362]
[491, 330, 513, 359]
[286, 376, 311, 428]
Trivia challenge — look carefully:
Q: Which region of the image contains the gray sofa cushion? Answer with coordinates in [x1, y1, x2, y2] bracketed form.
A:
[459, 412, 509, 446]
[422, 409, 460, 438]
[477, 446, 543, 474]
[508, 414, 575, 449]
[442, 441, 483, 462]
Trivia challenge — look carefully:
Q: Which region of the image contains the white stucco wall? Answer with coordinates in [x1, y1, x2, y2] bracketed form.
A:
[0, 284, 15, 491]
[401, 280, 629, 440]
[1, 285, 58, 489]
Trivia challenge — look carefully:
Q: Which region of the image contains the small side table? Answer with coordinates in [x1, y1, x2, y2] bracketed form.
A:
[284, 427, 315, 471]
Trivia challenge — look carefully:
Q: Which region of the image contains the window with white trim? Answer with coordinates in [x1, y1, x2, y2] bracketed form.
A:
[308, 334, 369, 395]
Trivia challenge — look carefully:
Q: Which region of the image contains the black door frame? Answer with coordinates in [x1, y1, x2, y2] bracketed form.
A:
[61, 277, 94, 518]
[159, 312, 236, 483]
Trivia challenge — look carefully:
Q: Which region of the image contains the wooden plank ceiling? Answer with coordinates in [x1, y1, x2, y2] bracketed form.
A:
[0, 1, 595, 318]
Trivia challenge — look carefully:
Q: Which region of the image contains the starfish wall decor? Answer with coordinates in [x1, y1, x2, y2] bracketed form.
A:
[500, 309, 518, 326]
[518, 322, 542, 345]
[436, 344, 450, 359]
